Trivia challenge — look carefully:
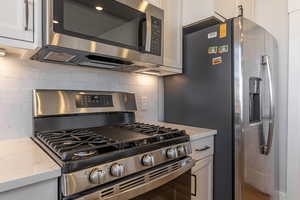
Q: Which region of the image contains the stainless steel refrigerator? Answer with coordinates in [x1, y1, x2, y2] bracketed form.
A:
[164, 17, 278, 200]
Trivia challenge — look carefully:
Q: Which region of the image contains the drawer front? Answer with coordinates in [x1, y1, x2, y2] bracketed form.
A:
[191, 156, 213, 200]
[191, 136, 214, 161]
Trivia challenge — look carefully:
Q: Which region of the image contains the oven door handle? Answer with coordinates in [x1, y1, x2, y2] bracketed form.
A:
[75, 158, 195, 200]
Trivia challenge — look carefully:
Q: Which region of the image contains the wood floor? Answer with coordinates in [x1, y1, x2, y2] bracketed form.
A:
[244, 184, 271, 200]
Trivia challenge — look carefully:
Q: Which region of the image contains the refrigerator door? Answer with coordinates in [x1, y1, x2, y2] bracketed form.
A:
[234, 17, 278, 200]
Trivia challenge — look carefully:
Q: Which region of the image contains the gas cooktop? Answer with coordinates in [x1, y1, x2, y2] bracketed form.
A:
[34, 122, 189, 172]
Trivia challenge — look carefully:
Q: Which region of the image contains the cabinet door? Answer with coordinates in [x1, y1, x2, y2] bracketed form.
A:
[191, 156, 213, 200]
[289, 0, 300, 13]
[0, 0, 34, 42]
[182, 0, 214, 26]
[236, 0, 256, 21]
[162, 0, 182, 69]
[214, 0, 238, 19]
[145, 0, 162, 8]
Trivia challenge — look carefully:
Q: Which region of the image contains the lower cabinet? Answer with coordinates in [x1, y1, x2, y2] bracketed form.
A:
[191, 156, 213, 200]
[190, 136, 214, 200]
[0, 178, 58, 200]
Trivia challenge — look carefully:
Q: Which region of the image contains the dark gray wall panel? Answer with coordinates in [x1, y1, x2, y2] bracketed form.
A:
[164, 21, 233, 200]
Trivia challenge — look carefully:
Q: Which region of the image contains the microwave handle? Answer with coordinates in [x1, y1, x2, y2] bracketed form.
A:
[145, 14, 152, 52]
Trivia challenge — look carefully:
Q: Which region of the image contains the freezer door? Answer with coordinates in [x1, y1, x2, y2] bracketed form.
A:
[234, 17, 278, 200]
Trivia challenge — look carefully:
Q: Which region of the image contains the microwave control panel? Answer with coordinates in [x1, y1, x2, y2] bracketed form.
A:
[151, 16, 162, 56]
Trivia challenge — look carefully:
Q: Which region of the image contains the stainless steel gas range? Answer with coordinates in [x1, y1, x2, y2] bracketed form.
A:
[32, 90, 194, 200]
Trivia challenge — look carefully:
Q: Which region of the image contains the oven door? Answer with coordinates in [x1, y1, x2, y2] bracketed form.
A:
[45, 0, 164, 65]
[71, 157, 194, 200]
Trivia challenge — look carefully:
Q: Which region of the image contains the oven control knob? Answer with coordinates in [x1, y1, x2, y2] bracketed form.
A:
[142, 154, 155, 166]
[177, 145, 186, 156]
[89, 168, 106, 184]
[166, 148, 178, 159]
[110, 163, 125, 177]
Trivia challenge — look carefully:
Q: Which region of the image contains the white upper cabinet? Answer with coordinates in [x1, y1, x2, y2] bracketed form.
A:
[0, 0, 34, 42]
[183, 0, 255, 27]
[183, 0, 215, 26]
[214, 0, 237, 20]
[236, 0, 256, 21]
[161, 0, 182, 70]
[0, 0, 40, 49]
[289, 0, 300, 13]
[183, 0, 235, 26]
[145, 0, 162, 8]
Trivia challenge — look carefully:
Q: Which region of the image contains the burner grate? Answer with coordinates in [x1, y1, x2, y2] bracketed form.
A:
[120, 123, 180, 136]
[36, 127, 120, 161]
[35, 123, 187, 162]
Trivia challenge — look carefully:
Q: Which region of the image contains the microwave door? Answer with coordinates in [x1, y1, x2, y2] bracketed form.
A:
[53, 0, 146, 52]
[44, 0, 164, 67]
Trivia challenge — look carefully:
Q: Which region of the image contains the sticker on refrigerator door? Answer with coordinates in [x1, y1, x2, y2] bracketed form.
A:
[208, 46, 218, 54]
[219, 24, 227, 38]
[212, 56, 223, 65]
[208, 32, 217, 39]
[218, 45, 229, 53]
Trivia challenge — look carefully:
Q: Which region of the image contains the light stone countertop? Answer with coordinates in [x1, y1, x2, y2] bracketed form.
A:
[0, 138, 61, 193]
[150, 122, 217, 140]
[0, 123, 214, 193]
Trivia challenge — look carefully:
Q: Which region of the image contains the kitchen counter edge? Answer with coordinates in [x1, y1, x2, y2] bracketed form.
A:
[149, 122, 217, 141]
[0, 138, 61, 193]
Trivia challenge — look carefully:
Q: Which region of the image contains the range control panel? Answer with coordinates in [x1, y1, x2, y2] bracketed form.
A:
[75, 94, 113, 108]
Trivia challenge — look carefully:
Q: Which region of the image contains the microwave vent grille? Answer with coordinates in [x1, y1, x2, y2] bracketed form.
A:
[43, 51, 76, 62]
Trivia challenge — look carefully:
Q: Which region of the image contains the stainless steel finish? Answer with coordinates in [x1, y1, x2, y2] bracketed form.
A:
[33, 90, 137, 117]
[74, 157, 195, 200]
[234, 17, 278, 200]
[166, 148, 178, 159]
[261, 55, 275, 155]
[34, 0, 164, 72]
[177, 145, 186, 156]
[110, 163, 125, 177]
[89, 169, 106, 185]
[234, 17, 244, 200]
[141, 154, 155, 166]
[61, 142, 192, 196]
[24, 0, 29, 31]
[145, 14, 152, 53]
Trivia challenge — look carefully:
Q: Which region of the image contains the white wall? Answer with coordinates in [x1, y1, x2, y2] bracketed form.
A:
[287, 9, 300, 200]
[254, 0, 289, 197]
[0, 54, 162, 140]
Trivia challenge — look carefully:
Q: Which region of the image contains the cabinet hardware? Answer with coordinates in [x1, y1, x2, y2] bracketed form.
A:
[191, 174, 197, 196]
[24, 0, 29, 31]
[195, 146, 210, 152]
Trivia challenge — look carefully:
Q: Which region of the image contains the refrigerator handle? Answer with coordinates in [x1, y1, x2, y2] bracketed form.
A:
[261, 55, 275, 155]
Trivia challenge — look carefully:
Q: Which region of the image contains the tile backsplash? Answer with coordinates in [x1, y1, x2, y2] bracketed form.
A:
[0, 54, 163, 140]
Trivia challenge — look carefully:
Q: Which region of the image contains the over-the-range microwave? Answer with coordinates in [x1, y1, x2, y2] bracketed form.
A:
[32, 0, 164, 73]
